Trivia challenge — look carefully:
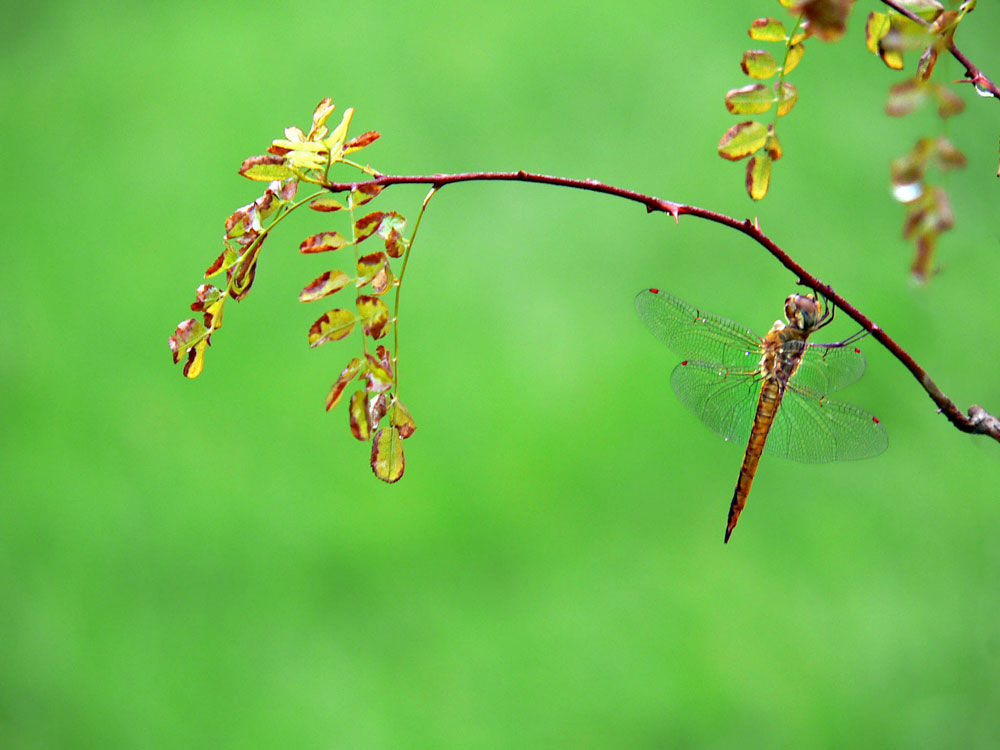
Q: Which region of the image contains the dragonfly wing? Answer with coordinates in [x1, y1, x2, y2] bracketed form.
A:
[635, 288, 763, 368]
[669, 359, 763, 446]
[793, 343, 867, 395]
[764, 385, 888, 463]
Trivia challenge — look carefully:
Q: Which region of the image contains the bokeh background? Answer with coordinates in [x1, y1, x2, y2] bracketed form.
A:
[3, 0, 999, 746]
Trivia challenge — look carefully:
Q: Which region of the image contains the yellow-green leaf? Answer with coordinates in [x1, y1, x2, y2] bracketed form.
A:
[308, 309, 355, 347]
[748, 17, 786, 41]
[300, 231, 349, 253]
[718, 121, 769, 161]
[765, 131, 783, 161]
[349, 390, 371, 441]
[371, 427, 405, 483]
[746, 154, 772, 201]
[879, 45, 905, 70]
[357, 295, 391, 339]
[725, 84, 777, 115]
[285, 149, 327, 171]
[356, 252, 388, 288]
[310, 98, 336, 139]
[865, 11, 891, 54]
[238, 155, 294, 182]
[324, 107, 355, 153]
[741, 50, 779, 79]
[354, 211, 385, 242]
[365, 352, 394, 393]
[350, 183, 383, 207]
[391, 400, 417, 439]
[789, 23, 811, 45]
[299, 270, 351, 302]
[204, 246, 238, 279]
[776, 81, 798, 116]
[168, 318, 210, 379]
[783, 43, 805, 74]
[326, 357, 364, 411]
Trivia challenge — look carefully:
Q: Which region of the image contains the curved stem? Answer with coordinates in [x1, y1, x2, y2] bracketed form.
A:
[391, 187, 437, 398]
[321, 170, 1000, 442]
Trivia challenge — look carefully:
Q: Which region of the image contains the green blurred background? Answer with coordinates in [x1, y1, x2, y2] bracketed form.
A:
[3, 0, 999, 746]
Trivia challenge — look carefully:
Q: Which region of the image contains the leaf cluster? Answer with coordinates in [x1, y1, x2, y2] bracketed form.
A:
[865, 0, 974, 279]
[168, 100, 417, 483]
[718, 5, 811, 200]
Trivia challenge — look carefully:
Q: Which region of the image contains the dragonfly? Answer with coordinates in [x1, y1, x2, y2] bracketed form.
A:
[635, 287, 887, 543]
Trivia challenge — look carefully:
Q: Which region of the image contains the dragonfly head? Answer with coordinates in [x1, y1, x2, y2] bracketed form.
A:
[784, 294, 823, 332]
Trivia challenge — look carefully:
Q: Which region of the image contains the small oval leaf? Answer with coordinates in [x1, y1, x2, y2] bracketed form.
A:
[740, 50, 779, 79]
[783, 43, 805, 74]
[718, 121, 769, 161]
[748, 17, 786, 41]
[865, 11, 891, 54]
[392, 400, 417, 439]
[356, 252, 388, 288]
[350, 183, 383, 207]
[746, 154, 772, 201]
[308, 309, 356, 347]
[365, 352, 394, 393]
[371, 427, 405, 483]
[345, 131, 381, 154]
[354, 211, 385, 242]
[309, 197, 345, 212]
[300, 270, 351, 302]
[724, 84, 776, 115]
[239, 154, 294, 181]
[357, 295, 391, 339]
[765, 131, 783, 161]
[326, 357, 364, 411]
[775, 81, 798, 116]
[300, 231, 349, 253]
[349, 390, 371, 441]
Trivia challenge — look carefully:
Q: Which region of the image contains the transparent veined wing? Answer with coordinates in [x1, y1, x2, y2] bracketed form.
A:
[670, 359, 888, 462]
[635, 288, 763, 368]
[764, 382, 888, 463]
[790, 342, 868, 396]
[669, 359, 764, 445]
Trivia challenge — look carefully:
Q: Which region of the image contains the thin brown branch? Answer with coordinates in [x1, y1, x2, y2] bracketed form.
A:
[322, 170, 1000, 443]
[879, 0, 1000, 99]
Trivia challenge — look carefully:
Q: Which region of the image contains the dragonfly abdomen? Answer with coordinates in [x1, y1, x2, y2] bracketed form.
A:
[725, 378, 784, 543]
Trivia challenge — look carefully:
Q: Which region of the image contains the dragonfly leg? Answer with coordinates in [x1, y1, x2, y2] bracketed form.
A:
[811, 327, 870, 348]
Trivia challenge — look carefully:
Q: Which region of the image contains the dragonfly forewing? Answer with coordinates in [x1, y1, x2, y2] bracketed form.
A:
[635, 289, 763, 368]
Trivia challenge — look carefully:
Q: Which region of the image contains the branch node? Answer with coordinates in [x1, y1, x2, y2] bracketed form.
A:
[968, 405, 1000, 436]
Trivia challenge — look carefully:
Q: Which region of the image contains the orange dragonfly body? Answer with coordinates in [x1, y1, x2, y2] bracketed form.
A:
[635, 288, 887, 542]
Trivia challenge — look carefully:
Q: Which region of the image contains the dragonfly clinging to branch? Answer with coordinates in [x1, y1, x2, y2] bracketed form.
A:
[635, 288, 888, 543]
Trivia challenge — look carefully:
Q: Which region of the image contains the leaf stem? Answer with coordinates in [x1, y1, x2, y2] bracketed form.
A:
[391, 187, 437, 399]
[771, 13, 806, 132]
[320, 170, 1000, 443]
